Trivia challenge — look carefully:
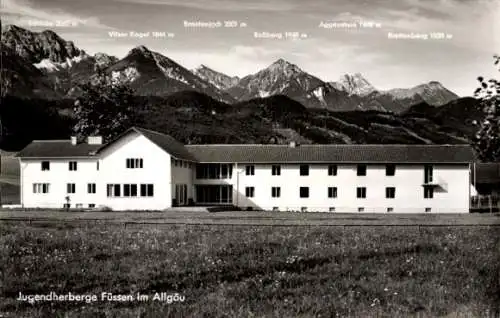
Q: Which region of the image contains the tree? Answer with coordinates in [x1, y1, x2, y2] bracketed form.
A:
[473, 55, 500, 162]
[73, 68, 143, 142]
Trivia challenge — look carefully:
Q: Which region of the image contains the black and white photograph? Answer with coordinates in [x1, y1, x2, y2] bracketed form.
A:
[0, 0, 499, 316]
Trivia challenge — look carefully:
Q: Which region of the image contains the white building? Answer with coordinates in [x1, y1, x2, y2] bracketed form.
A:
[16, 127, 476, 213]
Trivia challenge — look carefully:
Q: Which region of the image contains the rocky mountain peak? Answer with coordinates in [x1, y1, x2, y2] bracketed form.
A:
[1, 24, 84, 63]
[129, 45, 152, 56]
[94, 52, 119, 68]
[192, 64, 240, 90]
[268, 58, 301, 74]
[331, 73, 377, 96]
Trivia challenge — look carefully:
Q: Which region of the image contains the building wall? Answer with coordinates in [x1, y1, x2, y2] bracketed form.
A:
[170, 159, 195, 205]
[19, 134, 472, 213]
[20, 132, 173, 211]
[194, 163, 470, 213]
[98, 133, 171, 210]
[20, 158, 100, 209]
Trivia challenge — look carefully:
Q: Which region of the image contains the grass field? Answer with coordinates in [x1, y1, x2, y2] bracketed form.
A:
[1, 210, 499, 226]
[0, 153, 20, 204]
[0, 153, 19, 177]
[1, 222, 499, 317]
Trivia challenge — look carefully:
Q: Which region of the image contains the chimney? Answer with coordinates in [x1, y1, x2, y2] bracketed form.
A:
[87, 136, 103, 145]
[289, 141, 297, 148]
[70, 136, 77, 145]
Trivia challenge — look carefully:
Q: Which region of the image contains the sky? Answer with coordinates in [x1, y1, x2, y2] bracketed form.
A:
[2, 0, 499, 96]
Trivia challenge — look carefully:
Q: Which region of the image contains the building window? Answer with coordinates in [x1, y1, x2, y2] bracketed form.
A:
[107, 184, 121, 197]
[425, 207, 432, 212]
[221, 165, 229, 178]
[386, 187, 396, 198]
[356, 187, 366, 198]
[196, 164, 233, 179]
[358, 207, 365, 212]
[329, 207, 336, 212]
[357, 165, 367, 176]
[328, 165, 338, 176]
[272, 165, 281, 176]
[386, 164, 396, 176]
[387, 207, 394, 212]
[89, 204, 95, 208]
[424, 165, 433, 183]
[299, 165, 309, 176]
[328, 187, 338, 198]
[69, 161, 77, 171]
[424, 187, 434, 199]
[96, 161, 99, 170]
[41, 161, 50, 171]
[123, 184, 138, 197]
[126, 158, 143, 169]
[300, 187, 309, 198]
[67, 183, 76, 194]
[271, 187, 281, 198]
[140, 184, 154, 197]
[246, 165, 255, 176]
[87, 183, 96, 194]
[245, 187, 255, 197]
[33, 183, 50, 193]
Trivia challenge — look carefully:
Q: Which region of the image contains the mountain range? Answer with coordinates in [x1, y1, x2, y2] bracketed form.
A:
[1, 24, 460, 112]
[0, 24, 481, 151]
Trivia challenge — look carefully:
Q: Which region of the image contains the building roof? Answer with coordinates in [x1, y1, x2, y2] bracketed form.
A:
[472, 163, 500, 184]
[15, 140, 101, 158]
[185, 144, 476, 163]
[15, 127, 476, 163]
[15, 127, 197, 161]
[130, 127, 197, 161]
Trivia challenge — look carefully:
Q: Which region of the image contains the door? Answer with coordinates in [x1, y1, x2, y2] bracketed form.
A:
[179, 185, 183, 205]
[175, 185, 180, 206]
[183, 185, 188, 205]
[176, 184, 187, 206]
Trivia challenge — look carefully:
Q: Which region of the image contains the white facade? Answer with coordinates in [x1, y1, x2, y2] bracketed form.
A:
[170, 158, 195, 206]
[20, 157, 100, 209]
[194, 163, 471, 213]
[20, 132, 194, 210]
[17, 128, 473, 213]
[96, 133, 173, 210]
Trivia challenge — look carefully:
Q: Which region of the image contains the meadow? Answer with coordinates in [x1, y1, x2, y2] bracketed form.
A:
[0, 152, 20, 204]
[0, 222, 498, 317]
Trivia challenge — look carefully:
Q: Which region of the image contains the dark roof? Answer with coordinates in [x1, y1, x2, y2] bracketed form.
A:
[15, 141, 101, 158]
[131, 127, 197, 161]
[15, 127, 196, 160]
[472, 163, 500, 184]
[185, 144, 476, 163]
[15, 127, 476, 164]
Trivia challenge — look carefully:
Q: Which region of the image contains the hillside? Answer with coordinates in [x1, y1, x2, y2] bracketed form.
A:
[0, 93, 480, 151]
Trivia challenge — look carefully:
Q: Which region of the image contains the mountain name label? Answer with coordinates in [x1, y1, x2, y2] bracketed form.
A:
[108, 31, 174, 38]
